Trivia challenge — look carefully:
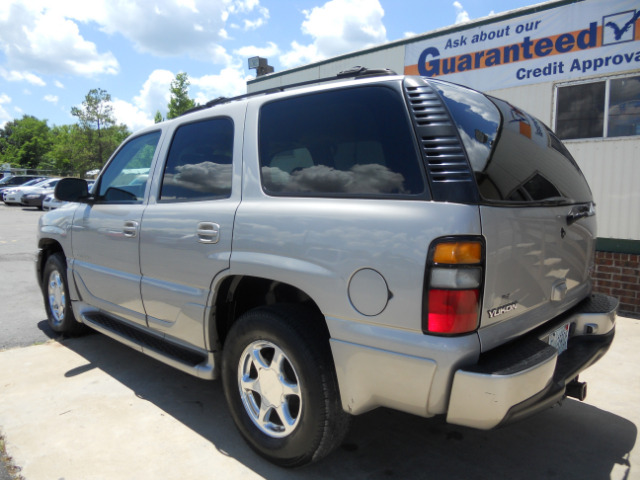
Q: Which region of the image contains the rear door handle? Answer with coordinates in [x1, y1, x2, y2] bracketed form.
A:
[123, 220, 139, 238]
[197, 222, 220, 244]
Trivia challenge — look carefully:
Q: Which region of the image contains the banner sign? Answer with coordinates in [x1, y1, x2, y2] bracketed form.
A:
[404, 0, 640, 91]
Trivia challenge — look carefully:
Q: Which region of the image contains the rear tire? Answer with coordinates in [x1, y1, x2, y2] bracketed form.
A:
[221, 304, 351, 467]
[42, 252, 85, 335]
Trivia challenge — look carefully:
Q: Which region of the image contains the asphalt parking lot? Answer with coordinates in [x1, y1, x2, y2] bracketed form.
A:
[0, 204, 639, 480]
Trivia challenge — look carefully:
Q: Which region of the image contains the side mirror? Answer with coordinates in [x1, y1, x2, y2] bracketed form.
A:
[54, 178, 90, 202]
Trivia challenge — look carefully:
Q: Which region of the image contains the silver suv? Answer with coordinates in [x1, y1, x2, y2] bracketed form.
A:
[38, 69, 617, 467]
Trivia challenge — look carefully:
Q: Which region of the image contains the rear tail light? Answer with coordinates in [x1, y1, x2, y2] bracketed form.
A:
[423, 238, 484, 335]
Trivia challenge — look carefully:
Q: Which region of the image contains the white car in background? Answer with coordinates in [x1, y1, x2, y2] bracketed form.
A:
[2, 178, 46, 204]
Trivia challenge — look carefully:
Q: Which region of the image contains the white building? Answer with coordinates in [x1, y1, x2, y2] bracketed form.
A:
[247, 0, 640, 314]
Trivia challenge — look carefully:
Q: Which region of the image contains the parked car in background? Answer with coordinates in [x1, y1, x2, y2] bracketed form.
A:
[42, 193, 63, 211]
[0, 176, 46, 201]
[22, 178, 62, 209]
[4, 178, 59, 207]
[42, 180, 94, 211]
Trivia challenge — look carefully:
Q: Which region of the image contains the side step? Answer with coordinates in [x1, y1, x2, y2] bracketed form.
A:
[81, 312, 216, 380]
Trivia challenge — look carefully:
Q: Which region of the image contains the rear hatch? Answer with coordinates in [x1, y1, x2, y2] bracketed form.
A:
[431, 80, 596, 352]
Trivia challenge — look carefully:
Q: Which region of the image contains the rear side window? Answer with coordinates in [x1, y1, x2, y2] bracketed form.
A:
[435, 80, 592, 205]
[481, 98, 592, 204]
[160, 118, 234, 202]
[259, 86, 425, 197]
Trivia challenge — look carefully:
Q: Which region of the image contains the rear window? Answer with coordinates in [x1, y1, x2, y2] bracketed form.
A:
[259, 86, 425, 198]
[434, 81, 592, 205]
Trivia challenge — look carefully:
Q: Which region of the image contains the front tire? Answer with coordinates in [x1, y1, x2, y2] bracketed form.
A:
[42, 252, 84, 335]
[222, 305, 351, 467]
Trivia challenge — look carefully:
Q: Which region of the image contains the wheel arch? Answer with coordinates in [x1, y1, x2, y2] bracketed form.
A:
[211, 275, 329, 349]
[36, 238, 65, 288]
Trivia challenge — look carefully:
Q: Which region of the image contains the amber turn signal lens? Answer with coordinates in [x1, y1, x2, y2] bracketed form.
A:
[433, 242, 482, 264]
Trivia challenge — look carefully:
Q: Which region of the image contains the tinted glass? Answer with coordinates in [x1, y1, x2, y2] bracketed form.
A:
[556, 82, 605, 139]
[476, 98, 592, 204]
[160, 118, 234, 201]
[433, 80, 500, 172]
[608, 75, 640, 137]
[259, 86, 425, 197]
[98, 131, 161, 203]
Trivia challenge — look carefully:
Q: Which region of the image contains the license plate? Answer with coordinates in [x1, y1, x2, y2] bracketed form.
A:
[548, 323, 570, 354]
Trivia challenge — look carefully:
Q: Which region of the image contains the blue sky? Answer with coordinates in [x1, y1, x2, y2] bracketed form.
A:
[0, 0, 540, 131]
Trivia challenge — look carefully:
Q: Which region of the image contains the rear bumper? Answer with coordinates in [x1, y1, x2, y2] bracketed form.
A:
[446, 294, 617, 429]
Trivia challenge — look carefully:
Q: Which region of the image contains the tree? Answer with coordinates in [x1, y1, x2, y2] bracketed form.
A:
[70, 88, 130, 174]
[167, 72, 196, 119]
[0, 115, 51, 169]
[39, 124, 85, 176]
[154, 110, 164, 123]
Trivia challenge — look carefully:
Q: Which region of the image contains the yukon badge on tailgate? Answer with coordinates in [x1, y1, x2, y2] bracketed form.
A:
[487, 301, 519, 319]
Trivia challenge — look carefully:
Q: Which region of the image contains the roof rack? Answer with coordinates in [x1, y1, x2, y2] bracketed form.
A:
[180, 66, 397, 117]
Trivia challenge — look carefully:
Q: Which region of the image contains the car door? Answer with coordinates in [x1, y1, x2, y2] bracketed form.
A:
[139, 113, 242, 348]
[70, 130, 163, 327]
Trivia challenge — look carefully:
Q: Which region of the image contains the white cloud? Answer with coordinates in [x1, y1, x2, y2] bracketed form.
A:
[109, 69, 175, 131]
[133, 69, 175, 117]
[280, 41, 319, 69]
[243, 17, 266, 30]
[110, 98, 154, 132]
[54, 80, 64, 89]
[0, 68, 46, 86]
[234, 41, 280, 59]
[0, 94, 11, 127]
[92, 0, 267, 63]
[191, 65, 253, 102]
[279, 0, 387, 68]
[109, 66, 253, 132]
[0, 0, 271, 91]
[453, 1, 470, 24]
[95, 1, 231, 63]
[44, 94, 58, 103]
[0, 1, 119, 76]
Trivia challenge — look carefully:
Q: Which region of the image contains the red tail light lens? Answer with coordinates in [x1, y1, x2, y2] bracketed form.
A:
[423, 237, 484, 336]
[427, 289, 479, 334]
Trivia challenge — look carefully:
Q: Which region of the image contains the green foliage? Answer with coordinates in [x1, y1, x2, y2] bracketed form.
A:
[167, 72, 196, 119]
[0, 115, 52, 169]
[0, 88, 130, 177]
[154, 110, 164, 123]
[69, 88, 131, 175]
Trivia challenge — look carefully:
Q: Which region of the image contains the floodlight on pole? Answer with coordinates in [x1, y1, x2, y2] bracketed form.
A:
[248, 56, 274, 77]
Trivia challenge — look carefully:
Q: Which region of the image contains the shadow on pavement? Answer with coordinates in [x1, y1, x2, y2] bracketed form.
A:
[57, 333, 636, 480]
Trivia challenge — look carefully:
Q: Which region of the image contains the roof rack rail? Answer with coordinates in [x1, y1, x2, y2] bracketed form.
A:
[180, 66, 398, 117]
[336, 66, 396, 78]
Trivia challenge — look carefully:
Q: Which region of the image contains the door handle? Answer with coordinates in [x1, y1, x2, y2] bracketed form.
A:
[123, 220, 139, 238]
[197, 222, 220, 244]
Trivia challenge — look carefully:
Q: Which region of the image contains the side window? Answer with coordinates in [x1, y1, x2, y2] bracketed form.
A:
[259, 86, 425, 197]
[159, 118, 234, 202]
[97, 131, 161, 203]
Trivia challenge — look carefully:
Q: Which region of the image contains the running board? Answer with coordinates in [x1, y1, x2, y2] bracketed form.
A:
[81, 312, 217, 380]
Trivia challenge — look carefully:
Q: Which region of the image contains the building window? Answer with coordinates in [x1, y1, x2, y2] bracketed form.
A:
[555, 75, 640, 140]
